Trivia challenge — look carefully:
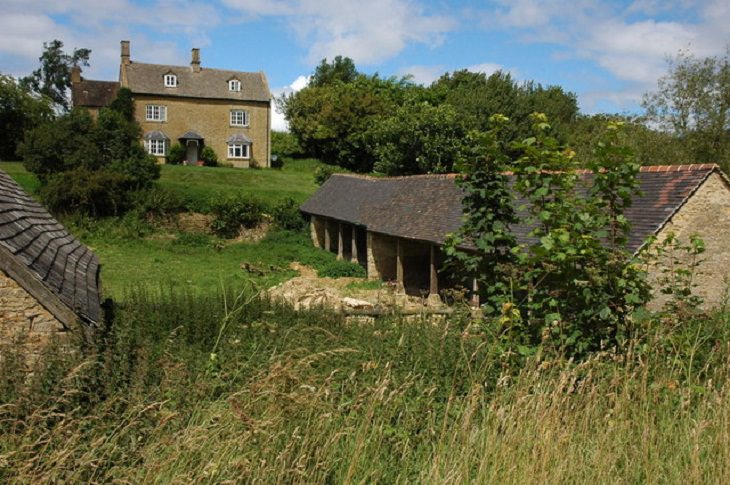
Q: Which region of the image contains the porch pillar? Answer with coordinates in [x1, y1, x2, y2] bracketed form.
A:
[471, 278, 480, 307]
[324, 220, 331, 253]
[429, 245, 438, 295]
[351, 226, 358, 263]
[337, 223, 344, 260]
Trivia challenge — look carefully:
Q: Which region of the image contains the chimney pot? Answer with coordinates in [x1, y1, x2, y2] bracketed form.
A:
[71, 66, 82, 84]
[121, 40, 130, 65]
[191, 48, 201, 72]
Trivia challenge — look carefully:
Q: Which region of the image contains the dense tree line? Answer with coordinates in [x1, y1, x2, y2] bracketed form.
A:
[280, 51, 730, 175]
[278, 57, 580, 175]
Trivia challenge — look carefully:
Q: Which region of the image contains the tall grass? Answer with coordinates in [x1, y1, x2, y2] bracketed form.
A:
[1, 289, 729, 483]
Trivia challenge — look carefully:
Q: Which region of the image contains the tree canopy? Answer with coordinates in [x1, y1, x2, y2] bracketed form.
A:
[642, 49, 730, 170]
[280, 58, 580, 175]
[20, 39, 91, 111]
[19, 90, 159, 216]
[0, 74, 53, 160]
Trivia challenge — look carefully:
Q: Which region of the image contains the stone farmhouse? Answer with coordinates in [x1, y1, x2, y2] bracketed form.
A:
[301, 164, 730, 307]
[72, 40, 272, 168]
[0, 169, 101, 365]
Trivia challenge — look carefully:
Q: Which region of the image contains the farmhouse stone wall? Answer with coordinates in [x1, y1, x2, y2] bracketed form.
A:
[647, 173, 730, 309]
[134, 94, 271, 168]
[0, 269, 68, 369]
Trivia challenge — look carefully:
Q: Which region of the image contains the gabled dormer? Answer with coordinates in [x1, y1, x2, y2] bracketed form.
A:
[163, 72, 178, 88]
[228, 77, 241, 92]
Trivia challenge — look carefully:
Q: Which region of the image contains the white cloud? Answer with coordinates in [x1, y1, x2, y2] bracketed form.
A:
[397, 64, 444, 85]
[0, 0, 220, 79]
[270, 75, 310, 131]
[466, 62, 508, 77]
[481, 0, 730, 111]
[223, 0, 456, 65]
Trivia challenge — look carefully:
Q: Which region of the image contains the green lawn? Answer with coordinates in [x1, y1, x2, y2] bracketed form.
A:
[1, 158, 324, 207]
[1, 158, 340, 299]
[0, 161, 41, 194]
[158, 158, 324, 207]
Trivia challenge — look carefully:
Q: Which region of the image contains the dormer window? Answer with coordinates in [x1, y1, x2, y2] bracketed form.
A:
[229, 79, 241, 92]
[164, 74, 177, 87]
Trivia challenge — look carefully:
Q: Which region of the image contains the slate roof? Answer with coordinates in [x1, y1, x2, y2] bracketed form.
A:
[125, 62, 271, 102]
[227, 133, 253, 144]
[300, 164, 726, 254]
[71, 79, 120, 108]
[144, 130, 169, 141]
[0, 169, 101, 325]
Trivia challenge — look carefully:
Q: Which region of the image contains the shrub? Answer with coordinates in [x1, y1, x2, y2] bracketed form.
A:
[167, 143, 185, 165]
[131, 185, 183, 217]
[271, 130, 304, 158]
[200, 146, 218, 167]
[314, 165, 335, 185]
[20, 93, 160, 217]
[210, 193, 267, 238]
[40, 168, 131, 216]
[272, 198, 307, 231]
[318, 259, 366, 278]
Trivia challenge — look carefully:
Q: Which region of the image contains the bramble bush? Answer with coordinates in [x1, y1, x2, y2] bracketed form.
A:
[209, 193, 267, 238]
[272, 197, 307, 231]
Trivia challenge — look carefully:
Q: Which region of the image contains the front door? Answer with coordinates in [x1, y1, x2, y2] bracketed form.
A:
[186, 141, 198, 165]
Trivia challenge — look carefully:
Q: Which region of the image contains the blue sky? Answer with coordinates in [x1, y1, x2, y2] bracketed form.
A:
[1, 0, 728, 130]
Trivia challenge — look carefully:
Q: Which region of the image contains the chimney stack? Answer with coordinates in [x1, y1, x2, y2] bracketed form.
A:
[71, 66, 82, 84]
[191, 48, 201, 73]
[121, 40, 130, 65]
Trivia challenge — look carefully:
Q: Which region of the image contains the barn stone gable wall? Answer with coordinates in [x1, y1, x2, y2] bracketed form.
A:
[0, 269, 67, 368]
[647, 172, 730, 309]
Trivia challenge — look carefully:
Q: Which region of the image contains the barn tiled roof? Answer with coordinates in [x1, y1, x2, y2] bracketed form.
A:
[71, 79, 120, 108]
[125, 62, 271, 102]
[0, 169, 101, 325]
[300, 164, 724, 254]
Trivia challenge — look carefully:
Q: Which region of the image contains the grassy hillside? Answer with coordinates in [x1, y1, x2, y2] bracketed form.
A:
[1, 158, 324, 206]
[0, 159, 342, 298]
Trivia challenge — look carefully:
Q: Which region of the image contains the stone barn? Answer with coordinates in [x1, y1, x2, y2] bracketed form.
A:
[0, 169, 101, 367]
[300, 164, 730, 307]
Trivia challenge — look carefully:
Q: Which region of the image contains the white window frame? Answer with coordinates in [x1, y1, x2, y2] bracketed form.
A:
[145, 105, 167, 122]
[229, 79, 241, 92]
[230, 110, 249, 127]
[146, 139, 166, 156]
[164, 74, 177, 87]
[227, 143, 250, 159]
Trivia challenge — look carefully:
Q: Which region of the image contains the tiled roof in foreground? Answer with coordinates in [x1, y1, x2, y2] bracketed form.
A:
[0, 169, 101, 325]
[300, 164, 725, 254]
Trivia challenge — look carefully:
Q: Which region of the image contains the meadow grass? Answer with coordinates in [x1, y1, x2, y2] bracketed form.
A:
[2, 289, 729, 483]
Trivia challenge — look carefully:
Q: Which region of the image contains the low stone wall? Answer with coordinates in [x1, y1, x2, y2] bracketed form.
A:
[0, 269, 68, 370]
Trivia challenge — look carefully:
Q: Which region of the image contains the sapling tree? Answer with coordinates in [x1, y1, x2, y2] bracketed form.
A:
[447, 114, 650, 357]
